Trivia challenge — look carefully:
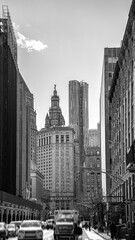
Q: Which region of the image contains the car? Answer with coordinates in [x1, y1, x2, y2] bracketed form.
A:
[0, 222, 8, 240]
[45, 219, 54, 229]
[7, 223, 18, 237]
[10, 220, 22, 228]
[18, 220, 44, 240]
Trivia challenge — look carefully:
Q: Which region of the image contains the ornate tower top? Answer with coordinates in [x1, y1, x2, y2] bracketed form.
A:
[45, 85, 65, 128]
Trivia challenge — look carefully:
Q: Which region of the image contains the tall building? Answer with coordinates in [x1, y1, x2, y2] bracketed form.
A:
[16, 72, 37, 199]
[69, 80, 89, 196]
[100, 48, 120, 198]
[69, 80, 89, 147]
[37, 86, 75, 210]
[0, 5, 43, 222]
[0, 5, 37, 198]
[0, 6, 17, 195]
[109, 0, 135, 225]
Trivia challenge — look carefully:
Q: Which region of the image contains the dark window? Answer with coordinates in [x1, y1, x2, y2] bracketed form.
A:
[56, 135, 59, 143]
[61, 135, 64, 143]
[66, 135, 69, 142]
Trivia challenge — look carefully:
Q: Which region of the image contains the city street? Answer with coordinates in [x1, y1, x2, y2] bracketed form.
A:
[6, 228, 109, 240]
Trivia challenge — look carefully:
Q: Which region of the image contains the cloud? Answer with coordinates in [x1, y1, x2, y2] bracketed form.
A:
[16, 32, 48, 52]
[13, 22, 48, 52]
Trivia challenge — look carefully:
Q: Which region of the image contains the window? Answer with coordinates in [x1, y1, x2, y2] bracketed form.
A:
[120, 166, 122, 176]
[49, 136, 52, 144]
[66, 135, 69, 142]
[61, 135, 64, 143]
[56, 135, 59, 143]
[108, 57, 118, 63]
[108, 72, 112, 78]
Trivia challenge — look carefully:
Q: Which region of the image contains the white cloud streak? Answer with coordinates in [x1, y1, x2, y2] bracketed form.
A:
[13, 22, 48, 52]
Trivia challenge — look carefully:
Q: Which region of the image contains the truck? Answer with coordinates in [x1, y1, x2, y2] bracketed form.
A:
[54, 210, 79, 223]
[53, 210, 82, 240]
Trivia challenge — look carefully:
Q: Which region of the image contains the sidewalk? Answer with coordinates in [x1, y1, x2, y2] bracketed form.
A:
[90, 228, 128, 240]
[92, 228, 111, 240]
[84, 228, 111, 240]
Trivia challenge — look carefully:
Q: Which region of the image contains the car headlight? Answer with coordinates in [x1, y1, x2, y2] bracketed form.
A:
[18, 230, 25, 238]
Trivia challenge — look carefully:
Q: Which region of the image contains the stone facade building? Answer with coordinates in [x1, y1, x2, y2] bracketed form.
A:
[100, 48, 120, 198]
[109, 0, 135, 225]
[37, 86, 75, 210]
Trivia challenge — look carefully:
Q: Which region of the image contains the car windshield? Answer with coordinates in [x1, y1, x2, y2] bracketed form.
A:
[21, 222, 41, 228]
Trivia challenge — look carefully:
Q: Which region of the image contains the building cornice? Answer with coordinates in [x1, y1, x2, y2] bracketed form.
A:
[38, 126, 75, 134]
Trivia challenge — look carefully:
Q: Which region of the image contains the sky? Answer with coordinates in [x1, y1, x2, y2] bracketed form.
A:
[1, 0, 132, 130]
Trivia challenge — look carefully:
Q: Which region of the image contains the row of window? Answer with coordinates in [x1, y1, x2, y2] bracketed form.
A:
[38, 136, 52, 146]
[37, 134, 70, 146]
[56, 135, 69, 143]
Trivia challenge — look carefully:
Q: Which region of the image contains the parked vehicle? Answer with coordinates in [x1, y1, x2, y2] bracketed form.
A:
[0, 222, 8, 240]
[18, 220, 44, 240]
[7, 223, 18, 237]
[10, 220, 22, 228]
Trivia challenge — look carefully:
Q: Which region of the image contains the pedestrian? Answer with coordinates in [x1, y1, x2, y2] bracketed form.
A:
[110, 221, 116, 240]
[85, 221, 88, 230]
[88, 221, 91, 231]
[131, 222, 135, 240]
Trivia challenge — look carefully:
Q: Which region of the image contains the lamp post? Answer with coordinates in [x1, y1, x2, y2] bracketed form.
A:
[79, 165, 126, 226]
[80, 164, 135, 228]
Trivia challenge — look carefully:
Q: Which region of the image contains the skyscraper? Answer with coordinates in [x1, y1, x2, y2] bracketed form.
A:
[69, 80, 89, 148]
[100, 48, 120, 197]
[37, 86, 75, 210]
[16, 72, 37, 199]
[0, 5, 43, 221]
[0, 6, 17, 195]
[69, 80, 89, 195]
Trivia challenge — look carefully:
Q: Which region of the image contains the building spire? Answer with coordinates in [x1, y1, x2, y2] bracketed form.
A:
[45, 86, 65, 128]
[53, 84, 57, 96]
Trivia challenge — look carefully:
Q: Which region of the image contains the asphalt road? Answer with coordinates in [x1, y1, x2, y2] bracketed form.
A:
[6, 228, 106, 240]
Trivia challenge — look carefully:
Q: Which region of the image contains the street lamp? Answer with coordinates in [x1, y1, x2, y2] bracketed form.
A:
[80, 164, 135, 228]
[79, 165, 125, 226]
